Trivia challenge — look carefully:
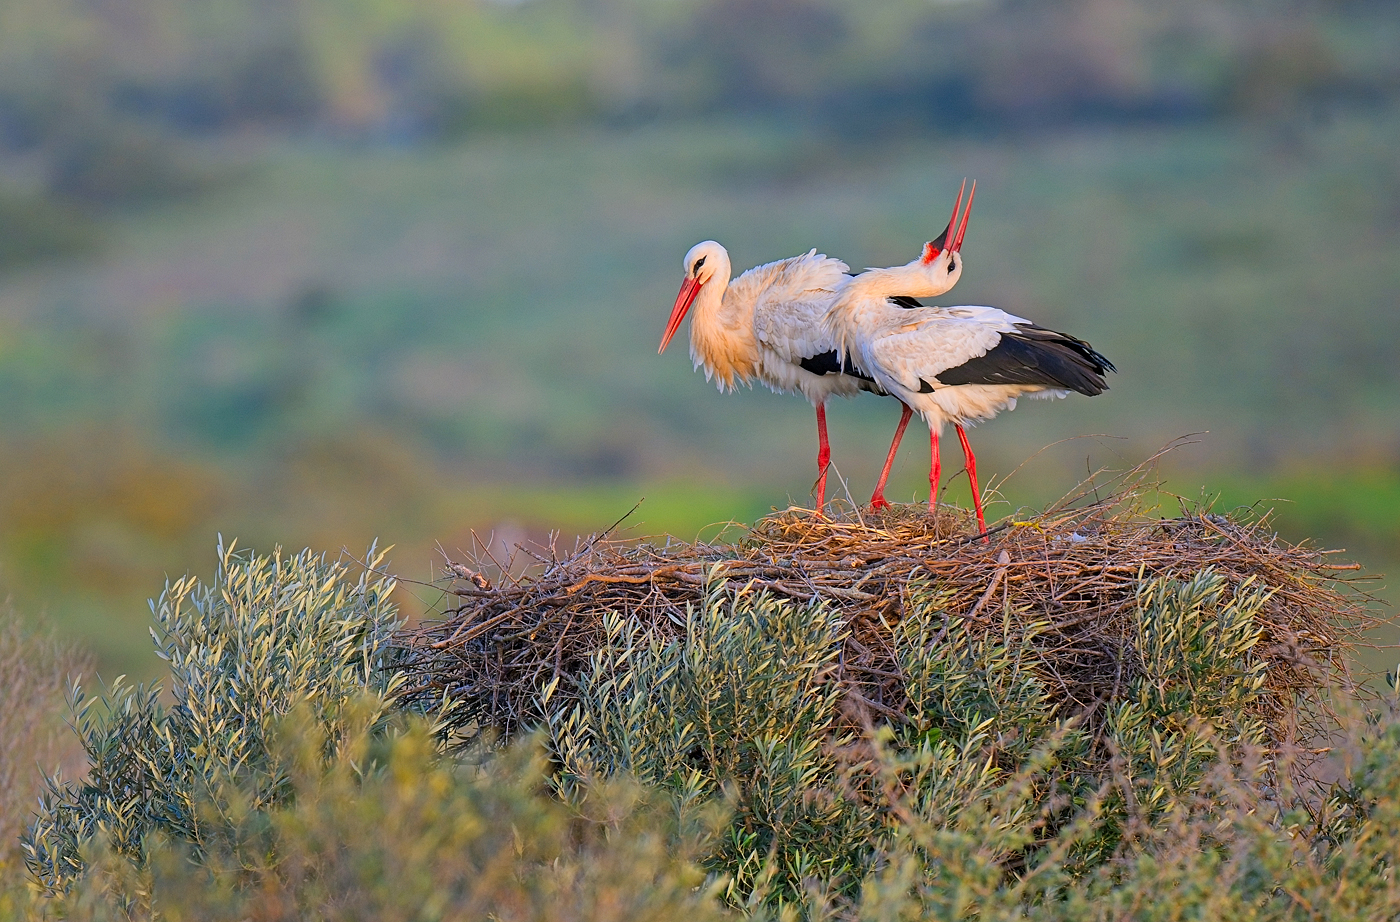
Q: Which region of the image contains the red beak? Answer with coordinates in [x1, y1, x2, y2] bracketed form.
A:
[922, 179, 967, 264]
[951, 179, 976, 253]
[659, 276, 703, 354]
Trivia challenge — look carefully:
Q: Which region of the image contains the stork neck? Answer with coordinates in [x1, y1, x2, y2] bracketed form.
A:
[688, 252, 746, 343]
[846, 259, 954, 301]
[691, 261, 732, 324]
[687, 252, 758, 388]
[825, 258, 953, 364]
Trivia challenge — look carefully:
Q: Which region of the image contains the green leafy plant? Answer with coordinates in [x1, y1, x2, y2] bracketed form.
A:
[546, 568, 1304, 913]
[1102, 570, 1273, 843]
[42, 704, 733, 922]
[895, 580, 1070, 764]
[13, 537, 1394, 922]
[23, 539, 406, 895]
[550, 581, 877, 907]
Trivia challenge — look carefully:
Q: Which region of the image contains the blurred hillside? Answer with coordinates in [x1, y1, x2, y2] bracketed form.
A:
[0, 0, 1396, 674]
[3, 0, 1398, 163]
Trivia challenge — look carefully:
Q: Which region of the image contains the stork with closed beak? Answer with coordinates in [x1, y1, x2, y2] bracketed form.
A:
[824, 186, 1115, 537]
[659, 243, 855, 510]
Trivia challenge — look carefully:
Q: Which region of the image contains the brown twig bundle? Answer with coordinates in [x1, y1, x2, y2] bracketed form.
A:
[394, 461, 1377, 747]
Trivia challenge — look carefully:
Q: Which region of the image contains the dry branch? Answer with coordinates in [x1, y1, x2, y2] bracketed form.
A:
[394, 468, 1377, 749]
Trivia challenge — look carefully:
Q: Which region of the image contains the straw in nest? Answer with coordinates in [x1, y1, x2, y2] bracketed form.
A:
[394, 462, 1376, 748]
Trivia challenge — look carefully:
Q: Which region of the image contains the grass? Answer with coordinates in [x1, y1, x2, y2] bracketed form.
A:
[0, 610, 87, 879]
[0, 106, 1397, 676]
[1212, 467, 1400, 560]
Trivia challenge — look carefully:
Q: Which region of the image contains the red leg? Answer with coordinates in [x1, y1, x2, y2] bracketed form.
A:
[928, 425, 941, 513]
[870, 403, 913, 511]
[955, 424, 988, 540]
[814, 403, 831, 510]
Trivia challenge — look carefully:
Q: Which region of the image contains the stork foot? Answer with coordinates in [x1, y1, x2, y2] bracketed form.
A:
[869, 496, 892, 512]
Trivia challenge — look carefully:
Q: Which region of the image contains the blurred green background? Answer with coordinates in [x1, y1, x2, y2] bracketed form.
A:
[0, 0, 1396, 678]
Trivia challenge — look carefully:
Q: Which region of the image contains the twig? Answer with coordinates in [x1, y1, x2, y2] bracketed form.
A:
[967, 550, 1013, 621]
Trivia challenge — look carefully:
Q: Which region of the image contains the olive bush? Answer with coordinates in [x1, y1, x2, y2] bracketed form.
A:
[24, 540, 406, 895]
[550, 583, 876, 905]
[13, 545, 1398, 922]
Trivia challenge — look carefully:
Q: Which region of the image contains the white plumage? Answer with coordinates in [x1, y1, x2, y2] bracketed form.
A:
[824, 240, 1116, 537]
[658, 241, 865, 509]
[832, 301, 1064, 420]
[658, 183, 980, 513]
[671, 243, 860, 402]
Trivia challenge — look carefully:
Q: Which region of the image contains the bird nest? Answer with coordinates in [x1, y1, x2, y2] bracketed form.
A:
[394, 463, 1378, 749]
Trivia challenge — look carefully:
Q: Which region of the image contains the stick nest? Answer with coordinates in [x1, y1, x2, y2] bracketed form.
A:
[395, 470, 1377, 748]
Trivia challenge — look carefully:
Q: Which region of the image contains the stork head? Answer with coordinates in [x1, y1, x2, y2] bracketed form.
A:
[660, 240, 727, 354]
[914, 179, 976, 295]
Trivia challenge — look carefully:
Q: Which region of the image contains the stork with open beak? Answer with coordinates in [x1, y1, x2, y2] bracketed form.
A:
[824, 183, 1116, 537]
[658, 186, 973, 511]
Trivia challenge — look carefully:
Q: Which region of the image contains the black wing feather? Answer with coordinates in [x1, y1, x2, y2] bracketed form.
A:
[935, 323, 1116, 396]
[798, 350, 877, 384]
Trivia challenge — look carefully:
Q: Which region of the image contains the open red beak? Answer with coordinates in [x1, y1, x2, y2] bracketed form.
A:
[921, 178, 976, 263]
[659, 276, 703, 354]
[951, 179, 976, 253]
[922, 179, 966, 264]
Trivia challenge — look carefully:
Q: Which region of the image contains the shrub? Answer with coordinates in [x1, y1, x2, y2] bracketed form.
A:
[549, 586, 877, 905]
[23, 539, 406, 895]
[543, 568, 1301, 911]
[1101, 571, 1272, 844]
[852, 570, 1285, 919]
[12, 529, 1395, 921]
[43, 706, 733, 922]
[26, 695, 1400, 921]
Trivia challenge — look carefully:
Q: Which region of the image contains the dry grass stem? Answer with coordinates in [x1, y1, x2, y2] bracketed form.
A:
[396, 460, 1376, 751]
[0, 610, 89, 862]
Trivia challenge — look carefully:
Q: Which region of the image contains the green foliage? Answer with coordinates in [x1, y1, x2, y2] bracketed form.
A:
[11, 540, 1400, 920]
[847, 581, 1392, 921]
[16, 696, 1400, 921]
[22, 539, 406, 895]
[1214, 468, 1400, 562]
[855, 726, 1085, 921]
[895, 583, 1067, 764]
[1105, 570, 1271, 834]
[39, 708, 732, 922]
[550, 584, 876, 906]
[1131, 570, 1270, 717]
[546, 569, 1299, 913]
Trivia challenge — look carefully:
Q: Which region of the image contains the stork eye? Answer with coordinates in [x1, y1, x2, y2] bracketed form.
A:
[693, 256, 707, 272]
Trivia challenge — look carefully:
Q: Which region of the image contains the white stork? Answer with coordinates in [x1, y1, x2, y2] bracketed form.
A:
[824, 190, 1115, 537]
[658, 186, 974, 510]
[658, 243, 856, 509]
